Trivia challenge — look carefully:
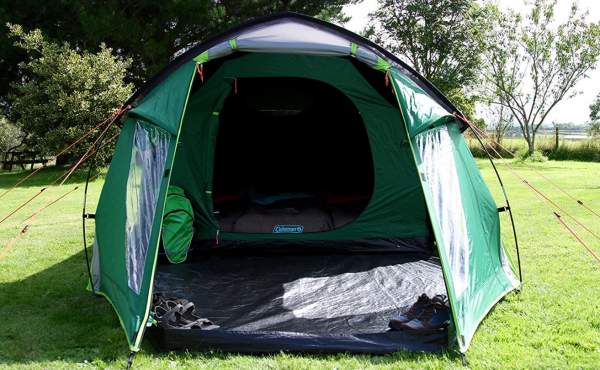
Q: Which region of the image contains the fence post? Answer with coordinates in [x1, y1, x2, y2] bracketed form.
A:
[555, 126, 560, 150]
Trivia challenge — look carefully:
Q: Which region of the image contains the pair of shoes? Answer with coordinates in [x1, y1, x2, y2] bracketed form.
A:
[153, 295, 220, 330]
[389, 294, 449, 332]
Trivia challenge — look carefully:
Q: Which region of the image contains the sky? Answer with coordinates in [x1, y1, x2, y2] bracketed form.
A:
[343, 0, 600, 125]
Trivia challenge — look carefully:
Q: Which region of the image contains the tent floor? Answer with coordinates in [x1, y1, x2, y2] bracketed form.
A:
[149, 251, 448, 353]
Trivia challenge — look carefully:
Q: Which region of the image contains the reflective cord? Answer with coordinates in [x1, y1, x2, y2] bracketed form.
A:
[0, 225, 28, 261]
[0, 126, 120, 226]
[553, 212, 600, 263]
[0, 106, 127, 200]
[464, 117, 600, 242]
[22, 186, 79, 224]
[460, 113, 600, 220]
[0, 188, 46, 225]
[0, 187, 80, 262]
[462, 114, 600, 264]
[0, 126, 120, 261]
[59, 115, 117, 186]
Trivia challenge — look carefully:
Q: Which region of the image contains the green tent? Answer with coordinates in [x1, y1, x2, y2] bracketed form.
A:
[87, 13, 521, 355]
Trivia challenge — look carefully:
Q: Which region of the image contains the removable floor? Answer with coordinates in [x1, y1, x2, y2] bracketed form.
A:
[151, 252, 448, 353]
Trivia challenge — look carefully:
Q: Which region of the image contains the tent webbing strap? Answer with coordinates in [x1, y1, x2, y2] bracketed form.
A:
[350, 42, 358, 56]
[374, 57, 391, 72]
[193, 51, 209, 64]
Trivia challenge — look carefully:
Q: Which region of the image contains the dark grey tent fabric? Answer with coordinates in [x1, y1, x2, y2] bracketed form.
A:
[150, 252, 447, 353]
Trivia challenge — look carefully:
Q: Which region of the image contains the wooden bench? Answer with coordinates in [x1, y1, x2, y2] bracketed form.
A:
[1, 150, 49, 171]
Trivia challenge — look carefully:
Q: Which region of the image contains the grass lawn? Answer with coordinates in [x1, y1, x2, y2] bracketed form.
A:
[0, 160, 599, 369]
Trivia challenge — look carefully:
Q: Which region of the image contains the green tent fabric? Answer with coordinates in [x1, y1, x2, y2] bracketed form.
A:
[93, 118, 173, 348]
[130, 61, 196, 135]
[89, 13, 520, 354]
[162, 186, 195, 264]
[92, 71, 194, 350]
[390, 69, 455, 137]
[445, 124, 518, 349]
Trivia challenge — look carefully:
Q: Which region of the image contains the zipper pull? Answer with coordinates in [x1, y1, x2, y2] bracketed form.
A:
[215, 229, 220, 247]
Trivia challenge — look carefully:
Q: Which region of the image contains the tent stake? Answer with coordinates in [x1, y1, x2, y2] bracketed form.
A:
[126, 351, 136, 370]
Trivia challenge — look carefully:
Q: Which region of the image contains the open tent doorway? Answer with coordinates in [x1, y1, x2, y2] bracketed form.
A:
[213, 77, 374, 233]
[150, 52, 447, 352]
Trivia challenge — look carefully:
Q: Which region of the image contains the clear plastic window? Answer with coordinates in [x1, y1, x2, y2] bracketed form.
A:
[125, 121, 170, 294]
[416, 126, 469, 296]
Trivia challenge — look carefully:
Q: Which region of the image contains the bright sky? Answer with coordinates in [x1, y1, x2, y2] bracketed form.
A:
[344, 0, 600, 125]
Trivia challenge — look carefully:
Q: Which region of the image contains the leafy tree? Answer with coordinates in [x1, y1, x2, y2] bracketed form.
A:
[482, 0, 600, 154]
[365, 0, 493, 118]
[0, 115, 23, 154]
[589, 122, 600, 138]
[485, 104, 514, 146]
[590, 93, 600, 138]
[0, 0, 356, 110]
[590, 92, 600, 121]
[7, 24, 133, 164]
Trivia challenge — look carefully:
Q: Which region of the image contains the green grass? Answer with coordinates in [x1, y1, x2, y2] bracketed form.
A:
[468, 136, 600, 162]
[1, 161, 599, 369]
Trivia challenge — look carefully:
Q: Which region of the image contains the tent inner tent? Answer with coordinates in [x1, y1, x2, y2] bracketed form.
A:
[89, 13, 520, 355]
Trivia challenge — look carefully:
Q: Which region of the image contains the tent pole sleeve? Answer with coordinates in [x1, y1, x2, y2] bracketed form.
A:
[468, 128, 522, 284]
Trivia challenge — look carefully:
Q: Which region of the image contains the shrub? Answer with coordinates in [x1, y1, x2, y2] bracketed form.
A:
[467, 137, 600, 162]
[517, 149, 548, 162]
[7, 24, 133, 165]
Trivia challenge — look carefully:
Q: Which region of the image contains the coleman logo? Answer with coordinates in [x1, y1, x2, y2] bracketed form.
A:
[272, 225, 304, 234]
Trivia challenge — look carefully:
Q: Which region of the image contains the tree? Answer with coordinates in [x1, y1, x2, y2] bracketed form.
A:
[590, 92, 600, 121]
[365, 0, 493, 118]
[482, 0, 600, 154]
[590, 92, 600, 138]
[589, 121, 600, 139]
[0, 0, 356, 110]
[486, 104, 514, 146]
[7, 24, 133, 164]
[0, 115, 23, 155]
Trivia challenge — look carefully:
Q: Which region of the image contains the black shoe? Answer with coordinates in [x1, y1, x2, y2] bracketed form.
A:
[389, 294, 431, 330]
[401, 294, 449, 332]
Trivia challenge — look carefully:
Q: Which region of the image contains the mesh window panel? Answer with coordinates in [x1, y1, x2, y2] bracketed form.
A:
[125, 121, 170, 294]
[416, 126, 469, 296]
